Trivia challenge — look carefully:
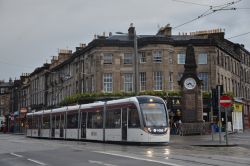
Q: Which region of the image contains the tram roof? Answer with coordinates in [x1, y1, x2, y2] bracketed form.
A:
[51, 106, 68, 113]
[80, 101, 105, 109]
[106, 97, 137, 105]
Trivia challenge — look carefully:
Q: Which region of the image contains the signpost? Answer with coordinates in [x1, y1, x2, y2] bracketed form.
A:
[220, 95, 232, 145]
[220, 95, 232, 107]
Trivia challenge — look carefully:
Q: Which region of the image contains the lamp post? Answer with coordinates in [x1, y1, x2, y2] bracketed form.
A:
[116, 24, 139, 95]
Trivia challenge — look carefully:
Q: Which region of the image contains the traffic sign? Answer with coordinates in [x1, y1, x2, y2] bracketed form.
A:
[220, 95, 232, 107]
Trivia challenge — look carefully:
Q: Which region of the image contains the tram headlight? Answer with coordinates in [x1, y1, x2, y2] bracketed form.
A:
[144, 127, 152, 133]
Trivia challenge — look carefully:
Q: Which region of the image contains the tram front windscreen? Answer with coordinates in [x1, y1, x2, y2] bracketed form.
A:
[140, 103, 167, 127]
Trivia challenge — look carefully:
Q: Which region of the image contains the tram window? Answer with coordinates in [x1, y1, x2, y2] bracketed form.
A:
[67, 113, 78, 129]
[106, 109, 121, 128]
[43, 116, 50, 129]
[61, 114, 65, 128]
[52, 116, 56, 128]
[33, 117, 39, 129]
[87, 111, 103, 129]
[32, 117, 36, 129]
[28, 117, 32, 129]
[128, 108, 140, 128]
[55, 115, 60, 129]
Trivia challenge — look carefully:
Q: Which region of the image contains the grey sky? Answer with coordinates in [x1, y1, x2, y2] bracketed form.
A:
[0, 0, 249, 81]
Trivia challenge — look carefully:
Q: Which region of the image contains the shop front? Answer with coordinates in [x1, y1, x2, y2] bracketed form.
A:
[14, 108, 27, 133]
[232, 101, 243, 132]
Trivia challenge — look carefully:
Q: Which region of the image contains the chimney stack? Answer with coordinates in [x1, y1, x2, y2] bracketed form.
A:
[128, 23, 135, 39]
[156, 24, 172, 36]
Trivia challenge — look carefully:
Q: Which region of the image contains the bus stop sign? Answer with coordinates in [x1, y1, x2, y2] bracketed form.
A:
[220, 95, 232, 107]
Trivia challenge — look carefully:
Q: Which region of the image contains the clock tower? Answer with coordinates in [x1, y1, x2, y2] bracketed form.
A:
[178, 44, 203, 123]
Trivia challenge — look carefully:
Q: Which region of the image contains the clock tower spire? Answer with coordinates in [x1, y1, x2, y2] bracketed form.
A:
[178, 44, 203, 124]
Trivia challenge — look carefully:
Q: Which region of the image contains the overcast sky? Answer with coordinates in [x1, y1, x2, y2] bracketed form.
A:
[0, 0, 249, 81]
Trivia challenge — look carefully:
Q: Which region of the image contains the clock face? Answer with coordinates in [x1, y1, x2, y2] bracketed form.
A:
[184, 77, 196, 89]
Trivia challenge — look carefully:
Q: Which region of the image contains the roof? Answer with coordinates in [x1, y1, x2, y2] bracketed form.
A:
[41, 31, 249, 71]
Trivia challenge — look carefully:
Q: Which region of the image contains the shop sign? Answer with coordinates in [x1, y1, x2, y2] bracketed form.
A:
[233, 103, 243, 112]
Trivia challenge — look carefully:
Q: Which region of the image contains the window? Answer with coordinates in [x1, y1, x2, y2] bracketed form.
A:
[128, 107, 140, 128]
[139, 52, 146, 63]
[177, 53, 185, 64]
[153, 71, 162, 90]
[198, 53, 207, 64]
[67, 113, 78, 129]
[91, 76, 95, 92]
[140, 103, 167, 127]
[198, 72, 208, 91]
[103, 73, 112, 92]
[27, 117, 32, 129]
[140, 72, 146, 91]
[103, 53, 112, 64]
[153, 50, 162, 63]
[124, 73, 133, 92]
[106, 109, 121, 128]
[169, 72, 173, 90]
[55, 115, 60, 129]
[87, 111, 103, 129]
[43, 116, 50, 129]
[124, 53, 133, 64]
[217, 73, 220, 84]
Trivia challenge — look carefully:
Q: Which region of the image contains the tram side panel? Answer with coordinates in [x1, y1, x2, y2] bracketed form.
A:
[105, 129, 121, 141]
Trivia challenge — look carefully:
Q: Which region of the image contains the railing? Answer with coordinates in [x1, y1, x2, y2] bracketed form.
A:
[179, 122, 211, 136]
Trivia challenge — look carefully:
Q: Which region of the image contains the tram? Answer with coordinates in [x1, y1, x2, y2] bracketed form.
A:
[26, 96, 170, 143]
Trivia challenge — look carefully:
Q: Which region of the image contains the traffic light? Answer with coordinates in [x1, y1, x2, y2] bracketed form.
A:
[211, 88, 218, 110]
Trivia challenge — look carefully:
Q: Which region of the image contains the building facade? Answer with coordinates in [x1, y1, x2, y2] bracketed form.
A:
[70, 25, 250, 129]
[0, 79, 14, 131]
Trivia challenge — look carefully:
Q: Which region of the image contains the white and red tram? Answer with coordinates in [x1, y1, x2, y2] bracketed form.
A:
[26, 96, 170, 143]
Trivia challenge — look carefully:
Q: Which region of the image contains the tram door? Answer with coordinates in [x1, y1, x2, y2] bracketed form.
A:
[51, 115, 55, 138]
[122, 108, 127, 141]
[60, 114, 64, 138]
[81, 112, 87, 139]
[38, 117, 41, 137]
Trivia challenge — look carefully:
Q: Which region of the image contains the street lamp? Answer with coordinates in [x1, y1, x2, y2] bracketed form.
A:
[116, 24, 139, 95]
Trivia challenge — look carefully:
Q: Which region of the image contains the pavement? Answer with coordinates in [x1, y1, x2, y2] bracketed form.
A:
[170, 129, 250, 147]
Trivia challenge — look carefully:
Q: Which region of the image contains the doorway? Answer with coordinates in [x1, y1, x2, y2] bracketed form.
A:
[122, 108, 127, 141]
[81, 112, 87, 139]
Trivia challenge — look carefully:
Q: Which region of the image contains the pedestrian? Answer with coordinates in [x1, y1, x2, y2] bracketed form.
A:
[176, 119, 182, 135]
[3, 122, 6, 134]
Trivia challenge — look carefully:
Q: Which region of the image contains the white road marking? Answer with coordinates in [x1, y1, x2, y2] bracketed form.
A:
[10, 153, 23, 158]
[94, 151, 182, 166]
[27, 158, 47, 165]
[88, 160, 117, 166]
